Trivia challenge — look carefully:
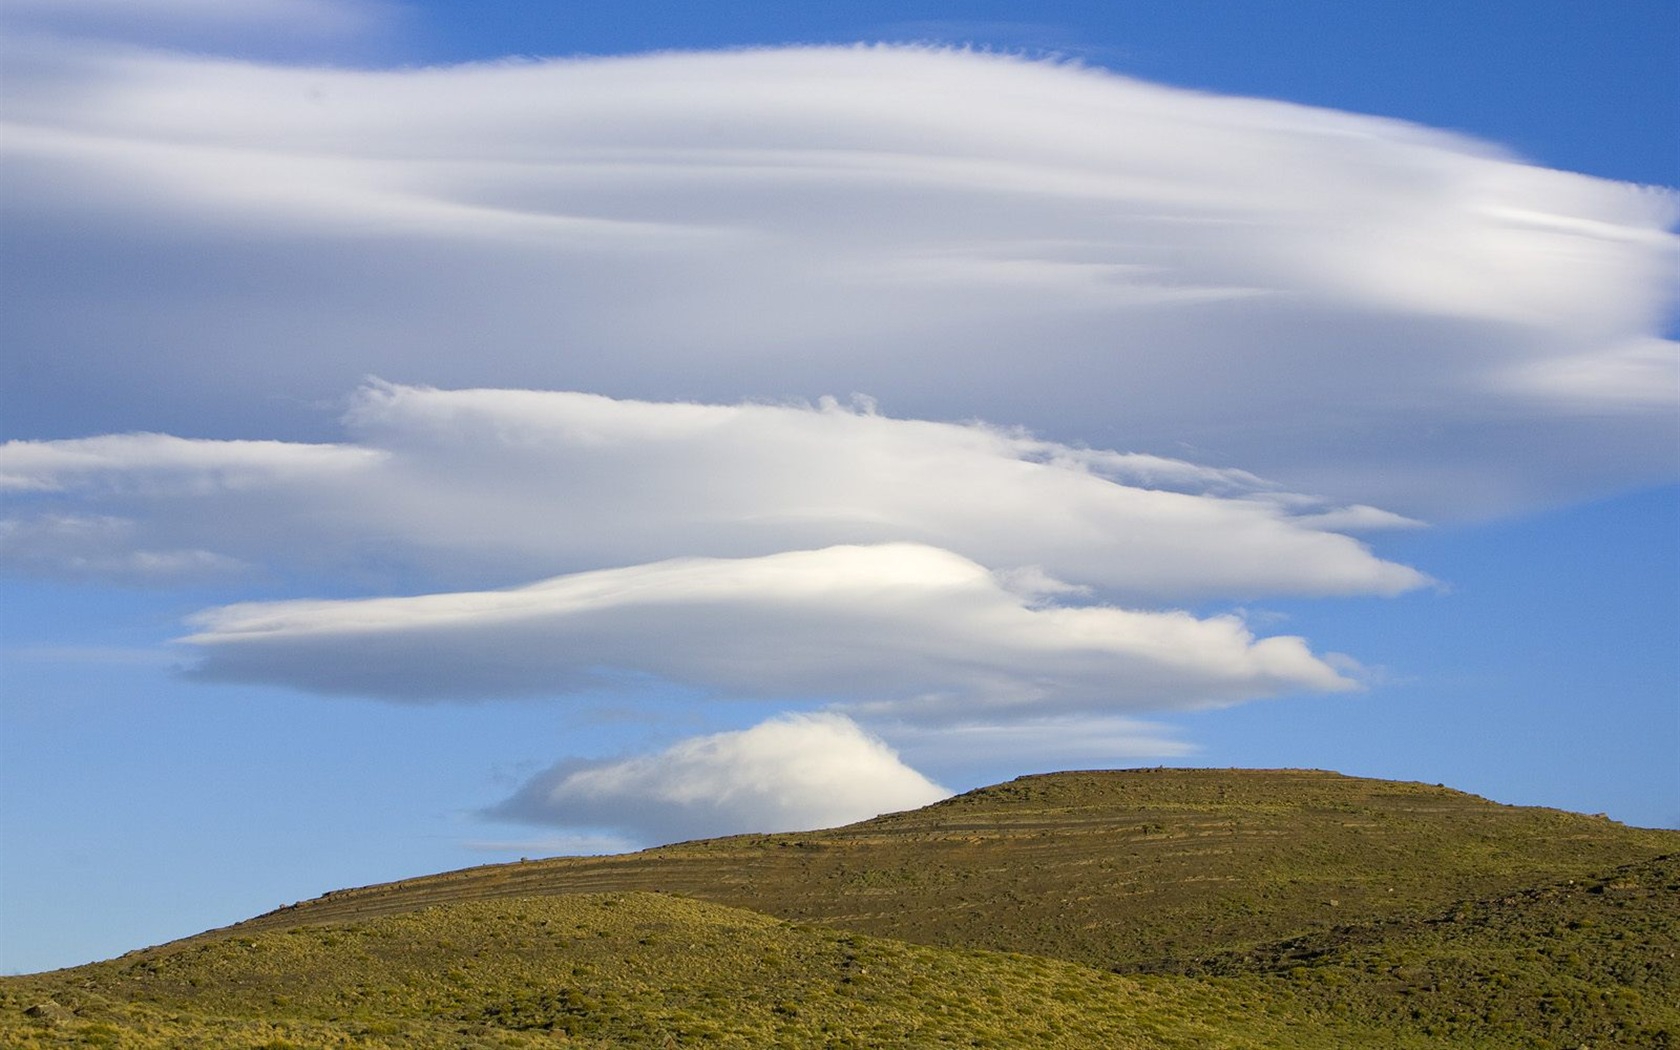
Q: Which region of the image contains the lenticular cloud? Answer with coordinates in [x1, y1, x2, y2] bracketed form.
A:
[3, 43, 1674, 515]
[181, 542, 1355, 712]
[0, 382, 1426, 600]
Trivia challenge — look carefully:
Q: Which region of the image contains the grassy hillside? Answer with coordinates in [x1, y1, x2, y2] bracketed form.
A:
[228, 769, 1679, 971]
[1195, 852, 1680, 1046]
[0, 892, 1418, 1049]
[4, 769, 1675, 1048]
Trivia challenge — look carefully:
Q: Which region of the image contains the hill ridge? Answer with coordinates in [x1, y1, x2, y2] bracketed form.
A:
[217, 767, 1673, 969]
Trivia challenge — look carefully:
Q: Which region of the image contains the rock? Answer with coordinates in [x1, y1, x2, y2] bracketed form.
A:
[23, 1000, 72, 1022]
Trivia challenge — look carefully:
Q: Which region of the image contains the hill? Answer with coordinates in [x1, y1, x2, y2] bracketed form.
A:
[228, 768, 1678, 970]
[3, 769, 1676, 1047]
[0, 892, 1430, 1049]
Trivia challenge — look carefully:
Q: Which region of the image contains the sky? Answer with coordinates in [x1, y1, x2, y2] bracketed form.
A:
[1, 0, 1675, 974]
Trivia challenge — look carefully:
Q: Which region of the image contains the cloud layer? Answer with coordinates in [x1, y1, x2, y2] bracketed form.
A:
[2, 43, 1673, 515]
[0, 382, 1425, 598]
[491, 713, 951, 842]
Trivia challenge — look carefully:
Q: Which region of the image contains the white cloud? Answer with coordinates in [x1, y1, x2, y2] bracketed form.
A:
[0, 433, 381, 493]
[2, 44, 1673, 515]
[491, 713, 951, 842]
[179, 542, 1355, 713]
[0, 383, 1425, 598]
[1499, 336, 1680, 410]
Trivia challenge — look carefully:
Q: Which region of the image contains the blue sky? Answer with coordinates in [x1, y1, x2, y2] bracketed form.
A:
[2, 0, 1676, 974]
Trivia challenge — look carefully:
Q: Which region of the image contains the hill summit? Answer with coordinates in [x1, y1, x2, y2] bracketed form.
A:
[236, 767, 1674, 971]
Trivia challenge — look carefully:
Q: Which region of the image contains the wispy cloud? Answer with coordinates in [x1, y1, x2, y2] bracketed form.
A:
[0, 433, 380, 493]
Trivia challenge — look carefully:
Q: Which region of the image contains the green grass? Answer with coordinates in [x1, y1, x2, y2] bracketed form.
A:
[2, 892, 1420, 1048]
[5, 769, 1676, 1048]
[1190, 852, 1680, 1047]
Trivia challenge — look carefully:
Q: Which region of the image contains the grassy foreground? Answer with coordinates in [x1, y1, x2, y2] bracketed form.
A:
[4, 770, 1676, 1048]
[0, 892, 1435, 1049]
